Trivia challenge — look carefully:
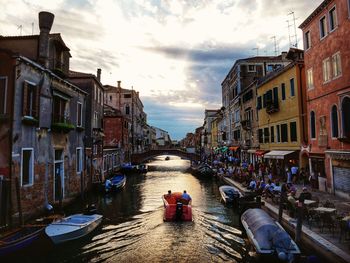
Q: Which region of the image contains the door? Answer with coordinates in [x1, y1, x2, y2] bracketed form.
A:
[54, 149, 64, 202]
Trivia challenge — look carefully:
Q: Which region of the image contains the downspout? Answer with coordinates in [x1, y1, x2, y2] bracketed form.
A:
[298, 63, 306, 144]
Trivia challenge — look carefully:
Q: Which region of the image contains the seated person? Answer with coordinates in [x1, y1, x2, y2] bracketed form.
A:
[105, 178, 112, 191]
[298, 187, 312, 202]
[181, 190, 192, 204]
[287, 191, 297, 217]
[247, 179, 257, 190]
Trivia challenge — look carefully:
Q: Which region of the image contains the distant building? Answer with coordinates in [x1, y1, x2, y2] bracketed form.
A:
[203, 109, 218, 154]
[300, 0, 350, 197]
[152, 126, 171, 148]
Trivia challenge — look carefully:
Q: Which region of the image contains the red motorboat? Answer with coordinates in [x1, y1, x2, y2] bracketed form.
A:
[162, 192, 192, 221]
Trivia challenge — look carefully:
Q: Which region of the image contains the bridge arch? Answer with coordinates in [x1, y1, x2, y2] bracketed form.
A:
[131, 149, 200, 163]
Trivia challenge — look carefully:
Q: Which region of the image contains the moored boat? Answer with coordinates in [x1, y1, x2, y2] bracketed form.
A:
[0, 225, 45, 256]
[162, 192, 192, 222]
[241, 208, 300, 262]
[219, 185, 243, 205]
[45, 214, 103, 244]
[197, 163, 214, 177]
[165, 156, 170, 160]
[105, 174, 126, 193]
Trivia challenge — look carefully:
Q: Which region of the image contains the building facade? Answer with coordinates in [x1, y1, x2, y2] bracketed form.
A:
[256, 49, 307, 173]
[300, 0, 350, 197]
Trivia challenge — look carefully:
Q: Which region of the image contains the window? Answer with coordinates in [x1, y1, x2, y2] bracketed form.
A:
[264, 127, 269, 143]
[331, 105, 339, 138]
[281, 83, 286, 100]
[93, 111, 98, 128]
[281, 124, 288, 142]
[109, 95, 112, 102]
[310, 111, 316, 139]
[234, 110, 240, 123]
[319, 16, 327, 39]
[307, 68, 314, 89]
[290, 122, 297, 142]
[233, 129, 240, 141]
[322, 58, 331, 82]
[248, 65, 256, 72]
[270, 126, 275, 143]
[21, 148, 34, 186]
[342, 97, 350, 138]
[124, 94, 131, 98]
[77, 102, 83, 127]
[277, 125, 281, 142]
[53, 95, 67, 123]
[0, 77, 7, 114]
[332, 52, 342, 78]
[76, 148, 83, 174]
[23, 81, 39, 118]
[257, 96, 262, 110]
[304, 31, 311, 50]
[258, 129, 263, 143]
[273, 87, 279, 103]
[329, 6, 337, 31]
[103, 156, 107, 172]
[263, 93, 267, 108]
[125, 105, 130, 115]
[267, 64, 274, 72]
[290, 78, 295, 97]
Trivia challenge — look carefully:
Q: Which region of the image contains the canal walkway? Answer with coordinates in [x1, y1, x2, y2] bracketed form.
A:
[221, 176, 350, 263]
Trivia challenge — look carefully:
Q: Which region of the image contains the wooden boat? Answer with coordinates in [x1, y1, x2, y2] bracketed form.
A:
[105, 174, 126, 193]
[197, 163, 214, 177]
[219, 185, 243, 205]
[135, 164, 148, 174]
[120, 163, 135, 173]
[241, 208, 300, 262]
[165, 156, 170, 160]
[45, 214, 103, 244]
[162, 192, 192, 221]
[0, 225, 45, 256]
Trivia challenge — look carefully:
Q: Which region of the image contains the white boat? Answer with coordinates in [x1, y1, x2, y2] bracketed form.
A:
[45, 214, 103, 244]
[219, 185, 243, 205]
[241, 208, 300, 262]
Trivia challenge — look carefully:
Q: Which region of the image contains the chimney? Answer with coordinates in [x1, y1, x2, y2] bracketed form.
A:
[38, 11, 54, 68]
[117, 81, 121, 88]
[281, 51, 288, 60]
[97, 68, 101, 82]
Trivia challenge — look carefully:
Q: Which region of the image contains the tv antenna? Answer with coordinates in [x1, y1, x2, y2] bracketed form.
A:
[271, 36, 277, 56]
[17, 25, 23, 35]
[286, 20, 292, 47]
[288, 11, 298, 48]
[252, 47, 259, 56]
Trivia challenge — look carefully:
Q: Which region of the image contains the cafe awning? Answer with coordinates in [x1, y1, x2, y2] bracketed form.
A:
[255, 150, 267, 156]
[263, 150, 295, 159]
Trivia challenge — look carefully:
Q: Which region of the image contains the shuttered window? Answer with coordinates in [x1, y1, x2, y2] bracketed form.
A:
[0, 77, 7, 114]
[290, 122, 297, 142]
[281, 123, 288, 142]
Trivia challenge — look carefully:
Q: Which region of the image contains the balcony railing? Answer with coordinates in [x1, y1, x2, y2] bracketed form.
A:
[266, 101, 279, 114]
[51, 114, 75, 133]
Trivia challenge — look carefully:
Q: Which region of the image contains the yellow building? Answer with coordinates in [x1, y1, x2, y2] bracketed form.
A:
[256, 49, 307, 169]
[211, 115, 219, 148]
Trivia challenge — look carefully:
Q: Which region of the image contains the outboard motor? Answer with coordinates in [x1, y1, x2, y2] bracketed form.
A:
[175, 202, 183, 221]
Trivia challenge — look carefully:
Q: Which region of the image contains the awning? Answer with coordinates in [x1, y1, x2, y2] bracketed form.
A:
[229, 146, 240, 151]
[247, 149, 256, 154]
[263, 150, 295, 159]
[255, 150, 267, 156]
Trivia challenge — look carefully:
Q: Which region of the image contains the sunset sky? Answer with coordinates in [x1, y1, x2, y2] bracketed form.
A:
[0, 0, 323, 140]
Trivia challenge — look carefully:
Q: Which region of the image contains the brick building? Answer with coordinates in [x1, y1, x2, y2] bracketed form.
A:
[300, 0, 350, 198]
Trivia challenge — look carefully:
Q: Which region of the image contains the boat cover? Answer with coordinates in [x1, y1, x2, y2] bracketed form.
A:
[241, 209, 295, 253]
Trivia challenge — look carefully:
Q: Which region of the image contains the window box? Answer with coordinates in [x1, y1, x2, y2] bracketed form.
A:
[51, 122, 75, 133]
[22, 116, 39, 126]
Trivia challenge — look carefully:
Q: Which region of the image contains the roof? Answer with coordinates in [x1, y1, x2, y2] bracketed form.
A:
[299, 0, 332, 29]
[69, 70, 104, 88]
[256, 62, 298, 88]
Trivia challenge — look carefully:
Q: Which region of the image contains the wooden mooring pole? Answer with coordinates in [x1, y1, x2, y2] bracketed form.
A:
[15, 177, 23, 226]
[295, 200, 304, 243]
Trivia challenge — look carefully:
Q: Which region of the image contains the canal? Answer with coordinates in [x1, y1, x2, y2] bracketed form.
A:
[27, 155, 318, 262]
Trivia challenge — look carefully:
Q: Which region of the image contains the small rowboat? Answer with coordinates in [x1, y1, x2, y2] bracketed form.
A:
[162, 192, 192, 221]
[219, 185, 243, 205]
[105, 174, 126, 193]
[45, 214, 102, 244]
[241, 208, 300, 262]
[0, 225, 45, 256]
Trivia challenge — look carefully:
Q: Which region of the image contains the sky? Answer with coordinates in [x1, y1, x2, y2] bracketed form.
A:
[0, 0, 323, 140]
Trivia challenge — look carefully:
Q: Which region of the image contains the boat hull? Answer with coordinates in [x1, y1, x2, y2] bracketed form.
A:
[0, 225, 45, 256]
[219, 185, 242, 205]
[162, 192, 192, 221]
[45, 214, 103, 244]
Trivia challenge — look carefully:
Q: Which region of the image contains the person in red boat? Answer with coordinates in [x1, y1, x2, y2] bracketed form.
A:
[181, 190, 192, 204]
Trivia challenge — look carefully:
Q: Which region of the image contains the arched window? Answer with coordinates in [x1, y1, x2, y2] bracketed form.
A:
[310, 111, 316, 139]
[125, 105, 130, 115]
[331, 105, 339, 138]
[342, 97, 350, 138]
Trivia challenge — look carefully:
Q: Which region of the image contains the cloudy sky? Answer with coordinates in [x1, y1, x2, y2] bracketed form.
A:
[0, 0, 322, 140]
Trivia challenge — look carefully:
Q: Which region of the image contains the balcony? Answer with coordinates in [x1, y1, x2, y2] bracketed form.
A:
[241, 119, 251, 130]
[266, 101, 279, 114]
[51, 114, 75, 133]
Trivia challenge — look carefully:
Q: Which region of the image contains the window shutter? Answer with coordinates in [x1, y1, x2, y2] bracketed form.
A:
[33, 85, 40, 119]
[22, 82, 29, 116]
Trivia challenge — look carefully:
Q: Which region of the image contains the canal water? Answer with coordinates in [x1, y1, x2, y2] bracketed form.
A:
[19, 155, 318, 262]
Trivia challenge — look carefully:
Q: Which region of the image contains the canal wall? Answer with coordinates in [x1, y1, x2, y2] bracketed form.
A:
[221, 177, 350, 263]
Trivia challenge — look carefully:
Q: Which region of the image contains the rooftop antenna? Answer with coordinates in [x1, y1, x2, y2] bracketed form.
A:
[286, 20, 292, 47]
[288, 11, 298, 48]
[31, 22, 34, 35]
[271, 36, 277, 56]
[252, 47, 259, 56]
[17, 25, 23, 36]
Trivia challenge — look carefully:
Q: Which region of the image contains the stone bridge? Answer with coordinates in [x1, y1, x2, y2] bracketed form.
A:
[131, 149, 200, 163]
